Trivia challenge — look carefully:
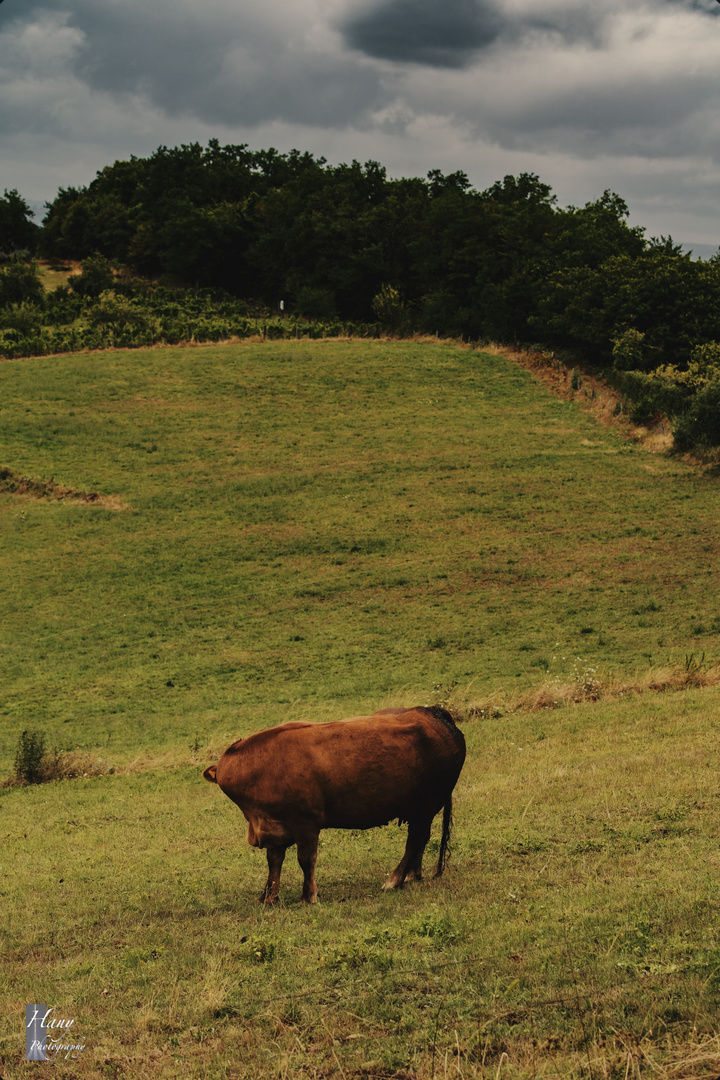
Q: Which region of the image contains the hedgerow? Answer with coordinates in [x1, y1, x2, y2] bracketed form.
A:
[0, 266, 377, 359]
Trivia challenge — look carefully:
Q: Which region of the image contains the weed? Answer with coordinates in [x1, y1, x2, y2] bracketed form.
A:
[571, 657, 601, 700]
[243, 937, 278, 963]
[412, 909, 460, 947]
[432, 680, 459, 708]
[685, 651, 706, 675]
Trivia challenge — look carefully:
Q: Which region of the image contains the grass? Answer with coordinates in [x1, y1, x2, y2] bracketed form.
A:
[4, 691, 720, 1078]
[36, 258, 79, 292]
[2, 338, 720, 1077]
[1, 340, 718, 769]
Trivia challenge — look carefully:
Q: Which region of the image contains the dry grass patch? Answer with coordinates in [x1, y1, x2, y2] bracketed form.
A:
[2, 747, 112, 787]
[0, 465, 129, 508]
[464, 658, 720, 717]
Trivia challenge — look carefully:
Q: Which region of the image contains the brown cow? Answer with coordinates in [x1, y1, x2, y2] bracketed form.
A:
[202, 705, 466, 904]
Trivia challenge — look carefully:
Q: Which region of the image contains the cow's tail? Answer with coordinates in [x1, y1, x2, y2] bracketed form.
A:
[202, 765, 218, 784]
[434, 795, 453, 878]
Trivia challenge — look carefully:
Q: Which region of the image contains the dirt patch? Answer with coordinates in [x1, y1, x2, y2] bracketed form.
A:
[0, 466, 128, 509]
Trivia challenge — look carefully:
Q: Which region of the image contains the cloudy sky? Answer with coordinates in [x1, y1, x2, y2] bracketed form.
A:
[2, 0, 720, 254]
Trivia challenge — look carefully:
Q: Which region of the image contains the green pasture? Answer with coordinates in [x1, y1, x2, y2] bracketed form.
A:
[2, 339, 720, 1078]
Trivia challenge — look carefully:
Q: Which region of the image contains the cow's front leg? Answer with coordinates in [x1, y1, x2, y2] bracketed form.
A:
[296, 830, 320, 904]
[260, 844, 286, 904]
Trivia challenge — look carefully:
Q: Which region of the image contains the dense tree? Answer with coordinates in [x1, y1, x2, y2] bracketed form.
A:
[0, 189, 40, 255]
[39, 140, 720, 372]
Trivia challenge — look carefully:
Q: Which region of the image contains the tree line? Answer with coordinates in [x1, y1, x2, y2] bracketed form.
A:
[2, 140, 720, 448]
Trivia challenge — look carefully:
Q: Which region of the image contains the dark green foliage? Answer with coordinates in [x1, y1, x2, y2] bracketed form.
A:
[0, 260, 45, 308]
[69, 254, 115, 298]
[536, 250, 720, 367]
[0, 188, 40, 254]
[0, 303, 44, 336]
[14, 729, 46, 784]
[31, 141, 720, 447]
[40, 144, 652, 341]
[294, 286, 337, 321]
[672, 379, 720, 451]
[608, 369, 690, 426]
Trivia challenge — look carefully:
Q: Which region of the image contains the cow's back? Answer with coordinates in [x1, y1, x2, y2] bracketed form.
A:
[214, 707, 465, 831]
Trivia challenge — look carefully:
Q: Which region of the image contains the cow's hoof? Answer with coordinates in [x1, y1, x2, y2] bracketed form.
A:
[381, 878, 403, 891]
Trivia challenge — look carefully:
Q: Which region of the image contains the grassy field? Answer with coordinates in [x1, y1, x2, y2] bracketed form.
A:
[2, 339, 720, 1078]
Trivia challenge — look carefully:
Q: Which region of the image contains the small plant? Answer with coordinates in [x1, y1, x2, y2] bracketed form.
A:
[571, 656, 601, 701]
[685, 651, 706, 676]
[243, 937, 277, 963]
[412, 909, 460, 947]
[13, 729, 46, 784]
[68, 254, 114, 298]
[324, 942, 370, 971]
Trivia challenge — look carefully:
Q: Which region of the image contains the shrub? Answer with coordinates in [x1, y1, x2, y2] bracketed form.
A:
[0, 302, 44, 335]
[293, 286, 337, 321]
[68, 254, 115, 298]
[673, 378, 720, 451]
[608, 368, 688, 424]
[88, 291, 155, 339]
[0, 260, 45, 308]
[372, 284, 408, 334]
[264, 321, 286, 340]
[612, 328, 647, 371]
[14, 729, 46, 784]
[657, 342, 720, 391]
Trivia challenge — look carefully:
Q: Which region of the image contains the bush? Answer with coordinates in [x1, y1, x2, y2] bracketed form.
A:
[88, 291, 155, 340]
[0, 260, 45, 308]
[673, 379, 720, 451]
[68, 254, 115, 298]
[262, 321, 284, 341]
[5, 734, 111, 786]
[294, 286, 337, 321]
[372, 284, 408, 334]
[612, 328, 647, 371]
[609, 368, 689, 424]
[0, 302, 44, 335]
[14, 729, 46, 784]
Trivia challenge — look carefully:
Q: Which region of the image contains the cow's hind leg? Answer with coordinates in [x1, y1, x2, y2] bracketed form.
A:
[260, 844, 287, 904]
[382, 815, 433, 891]
[296, 829, 320, 904]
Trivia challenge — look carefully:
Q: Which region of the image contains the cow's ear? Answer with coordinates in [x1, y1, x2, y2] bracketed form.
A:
[203, 765, 218, 783]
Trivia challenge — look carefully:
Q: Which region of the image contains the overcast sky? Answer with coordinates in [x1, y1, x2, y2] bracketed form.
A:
[2, 0, 720, 254]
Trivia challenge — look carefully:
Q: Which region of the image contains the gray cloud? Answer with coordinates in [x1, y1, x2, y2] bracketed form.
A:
[0, 0, 383, 129]
[343, 0, 503, 67]
[342, 0, 719, 68]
